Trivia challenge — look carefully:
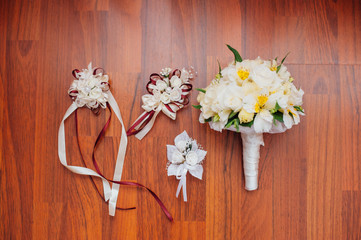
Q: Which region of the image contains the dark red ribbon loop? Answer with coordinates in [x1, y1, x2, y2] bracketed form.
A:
[93, 67, 104, 76]
[72, 69, 80, 79]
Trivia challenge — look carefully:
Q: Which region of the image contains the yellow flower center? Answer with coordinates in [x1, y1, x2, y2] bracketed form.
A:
[237, 69, 249, 80]
[270, 66, 277, 71]
[254, 103, 260, 113]
[257, 95, 268, 106]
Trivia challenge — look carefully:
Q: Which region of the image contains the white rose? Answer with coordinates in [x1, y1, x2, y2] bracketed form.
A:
[186, 151, 199, 165]
[176, 140, 187, 152]
[160, 92, 171, 104]
[171, 151, 185, 164]
[156, 80, 168, 91]
[170, 76, 182, 88]
[169, 88, 182, 102]
[250, 64, 277, 88]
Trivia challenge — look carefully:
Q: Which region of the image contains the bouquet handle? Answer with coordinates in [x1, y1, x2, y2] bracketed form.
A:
[241, 132, 264, 191]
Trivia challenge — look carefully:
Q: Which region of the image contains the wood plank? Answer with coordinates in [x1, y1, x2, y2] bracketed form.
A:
[1, 0, 360, 239]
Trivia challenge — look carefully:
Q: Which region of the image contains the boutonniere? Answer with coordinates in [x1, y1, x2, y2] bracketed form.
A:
[167, 131, 207, 202]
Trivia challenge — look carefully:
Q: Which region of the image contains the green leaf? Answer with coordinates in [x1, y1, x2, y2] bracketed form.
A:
[213, 114, 220, 122]
[195, 88, 206, 93]
[205, 117, 212, 122]
[272, 111, 284, 123]
[294, 106, 304, 113]
[240, 119, 254, 127]
[270, 101, 282, 113]
[275, 56, 278, 61]
[280, 52, 290, 65]
[226, 44, 243, 63]
[192, 105, 202, 109]
[276, 52, 290, 73]
[217, 59, 222, 74]
[229, 111, 238, 119]
[233, 118, 240, 131]
[225, 119, 235, 128]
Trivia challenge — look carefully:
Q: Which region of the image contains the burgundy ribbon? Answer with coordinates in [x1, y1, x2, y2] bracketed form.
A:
[75, 106, 173, 222]
[127, 69, 192, 137]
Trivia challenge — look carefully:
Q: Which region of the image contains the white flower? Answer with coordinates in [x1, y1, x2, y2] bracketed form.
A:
[242, 95, 257, 113]
[169, 87, 182, 102]
[253, 109, 273, 133]
[186, 151, 199, 165]
[160, 92, 171, 104]
[141, 94, 160, 111]
[160, 67, 172, 77]
[170, 76, 182, 88]
[250, 64, 277, 88]
[156, 80, 168, 91]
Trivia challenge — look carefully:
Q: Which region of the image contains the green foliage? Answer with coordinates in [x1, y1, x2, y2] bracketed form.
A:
[272, 111, 284, 125]
[270, 101, 281, 113]
[294, 106, 304, 113]
[276, 52, 290, 73]
[205, 117, 212, 122]
[192, 105, 202, 109]
[226, 44, 243, 63]
[195, 88, 206, 93]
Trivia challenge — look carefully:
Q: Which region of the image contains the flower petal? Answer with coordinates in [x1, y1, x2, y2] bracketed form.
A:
[189, 165, 203, 180]
[196, 149, 207, 162]
[283, 112, 293, 129]
[167, 163, 181, 176]
[174, 131, 190, 145]
[166, 145, 178, 161]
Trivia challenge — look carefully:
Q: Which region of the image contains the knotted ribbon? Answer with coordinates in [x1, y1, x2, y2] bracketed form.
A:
[169, 164, 203, 202]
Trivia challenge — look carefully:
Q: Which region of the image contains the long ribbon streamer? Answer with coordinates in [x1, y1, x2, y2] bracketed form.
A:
[69, 95, 173, 221]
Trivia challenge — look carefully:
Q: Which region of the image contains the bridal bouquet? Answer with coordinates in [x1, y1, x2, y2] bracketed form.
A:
[194, 45, 304, 190]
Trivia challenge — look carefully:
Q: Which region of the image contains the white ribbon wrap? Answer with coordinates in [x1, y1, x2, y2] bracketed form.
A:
[241, 132, 264, 190]
[58, 91, 127, 216]
[210, 122, 287, 191]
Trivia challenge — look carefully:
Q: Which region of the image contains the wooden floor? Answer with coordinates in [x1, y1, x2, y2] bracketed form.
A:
[1, 0, 361, 239]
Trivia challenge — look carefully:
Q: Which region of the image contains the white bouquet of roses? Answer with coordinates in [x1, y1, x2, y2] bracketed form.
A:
[194, 45, 304, 190]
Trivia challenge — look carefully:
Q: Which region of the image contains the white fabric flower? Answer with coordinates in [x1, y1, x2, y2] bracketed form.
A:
[68, 62, 109, 109]
[160, 92, 171, 104]
[169, 87, 182, 102]
[156, 80, 168, 91]
[186, 151, 199, 165]
[170, 76, 182, 88]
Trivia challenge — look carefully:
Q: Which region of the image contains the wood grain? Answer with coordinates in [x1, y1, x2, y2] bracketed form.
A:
[1, 0, 360, 239]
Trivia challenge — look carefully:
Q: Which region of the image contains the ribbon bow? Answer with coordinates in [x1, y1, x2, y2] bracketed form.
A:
[127, 68, 195, 140]
[167, 131, 206, 202]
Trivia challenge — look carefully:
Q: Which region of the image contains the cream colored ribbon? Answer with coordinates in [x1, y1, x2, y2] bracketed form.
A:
[134, 102, 177, 140]
[58, 91, 127, 216]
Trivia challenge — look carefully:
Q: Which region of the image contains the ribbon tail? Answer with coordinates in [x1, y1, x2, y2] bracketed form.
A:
[107, 92, 128, 216]
[58, 103, 112, 202]
[135, 108, 161, 140]
[176, 174, 187, 202]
